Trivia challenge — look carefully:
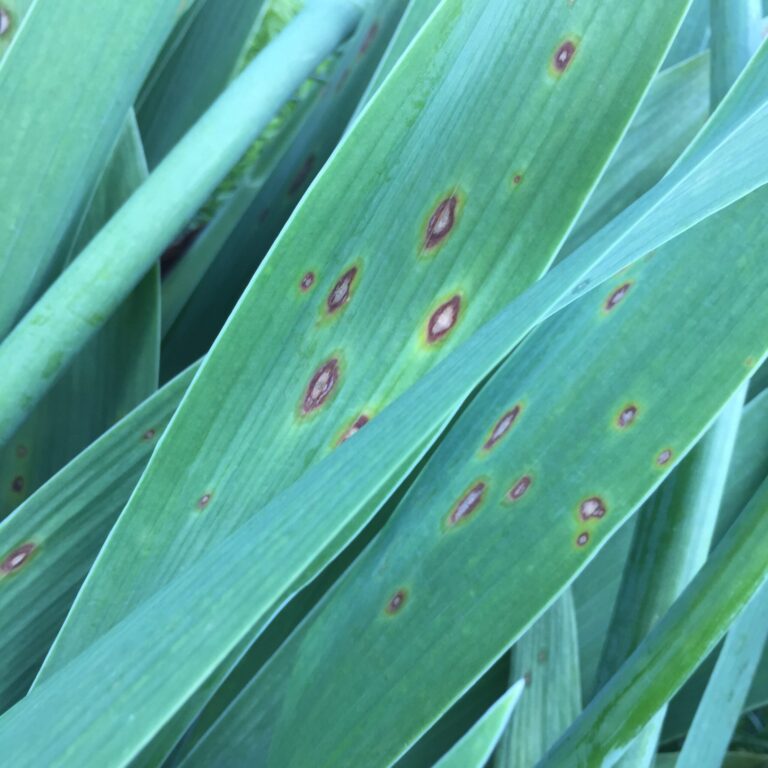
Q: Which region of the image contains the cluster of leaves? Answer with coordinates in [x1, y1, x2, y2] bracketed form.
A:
[1, 0, 768, 766]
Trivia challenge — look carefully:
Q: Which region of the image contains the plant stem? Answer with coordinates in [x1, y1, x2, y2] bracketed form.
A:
[0, 0, 365, 445]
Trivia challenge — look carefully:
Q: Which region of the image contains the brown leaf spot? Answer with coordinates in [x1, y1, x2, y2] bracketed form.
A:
[327, 268, 357, 313]
[483, 406, 521, 450]
[427, 295, 461, 343]
[448, 482, 486, 526]
[300, 272, 315, 292]
[425, 196, 458, 249]
[605, 282, 632, 311]
[552, 39, 577, 73]
[1, 543, 35, 574]
[11, 475, 23, 493]
[617, 405, 638, 428]
[197, 493, 212, 510]
[302, 359, 339, 414]
[0, 9, 10, 37]
[507, 476, 532, 502]
[579, 497, 606, 521]
[339, 414, 369, 445]
[657, 449, 673, 466]
[576, 531, 590, 547]
[385, 588, 407, 615]
[142, 428, 157, 441]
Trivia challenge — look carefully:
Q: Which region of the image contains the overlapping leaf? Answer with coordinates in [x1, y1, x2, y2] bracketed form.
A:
[180, 180, 768, 767]
[41, 0, 690, 680]
[0, 0, 178, 337]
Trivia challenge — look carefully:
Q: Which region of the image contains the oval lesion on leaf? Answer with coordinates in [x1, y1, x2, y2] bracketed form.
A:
[1, 542, 37, 576]
[422, 190, 464, 253]
[384, 588, 408, 616]
[326, 267, 358, 315]
[446, 480, 488, 528]
[482, 405, 522, 451]
[603, 281, 633, 313]
[423, 293, 463, 347]
[579, 496, 606, 521]
[505, 475, 533, 503]
[550, 37, 579, 76]
[299, 356, 343, 417]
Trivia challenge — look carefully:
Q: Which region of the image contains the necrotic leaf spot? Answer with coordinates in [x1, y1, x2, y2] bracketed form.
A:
[449, 482, 486, 526]
[302, 359, 339, 414]
[425, 196, 458, 249]
[427, 296, 461, 343]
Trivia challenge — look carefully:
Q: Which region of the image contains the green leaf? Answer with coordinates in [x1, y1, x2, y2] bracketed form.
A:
[40, 0, 692, 683]
[658, 754, 768, 768]
[662, 388, 768, 740]
[676, 583, 768, 768]
[434, 683, 525, 768]
[395, 661, 508, 768]
[591, 391, 745, 767]
[160, 0, 407, 372]
[663, 0, 710, 68]
[177, 172, 768, 766]
[0, 114, 159, 519]
[137, 0, 268, 168]
[540, 474, 768, 767]
[2, 9, 768, 763]
[710, 0, 763, 104]
[0, 0, 179, 338]
[560, 53, 710, 257]
[573, 521, 634, 696]
[495, 592, 582, 767]
[0, 366, 195, 711]
[0, 0, 365, 443]
[1, 143, 767, 768]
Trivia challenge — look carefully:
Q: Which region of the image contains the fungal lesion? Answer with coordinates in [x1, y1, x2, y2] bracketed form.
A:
[326, 267, 358, 314]
[1, 543, 36, 575]
[506, 475, 532, 502]
[197, 492, 213, 510]
[551, 38, 578, 75]
[446, 481, 487, 527]
[579, 496, 606, 521]
[604, 281, 633, 312]
[576, 531, 590, 548]
[616, 404, 638, 429]
[482, 405, 522, 451]
[423, 193, 462, 251]
[425, 294, 462, 345]
[300, 358, 341, 416]
[299, 271, 316, 293]
[656, 448, 673, 467]
[142, 428, 157, 441]
[337, 414, 370, 446]
[385, 588, 407, 615]
[10, 475, 24, 494]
